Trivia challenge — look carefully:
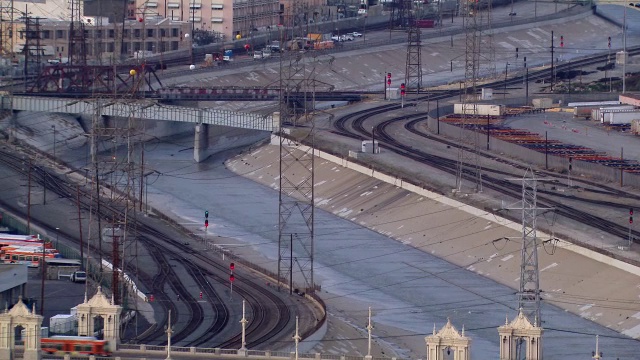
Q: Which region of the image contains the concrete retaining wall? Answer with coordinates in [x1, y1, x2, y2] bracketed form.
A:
[272, 135, 640, 278]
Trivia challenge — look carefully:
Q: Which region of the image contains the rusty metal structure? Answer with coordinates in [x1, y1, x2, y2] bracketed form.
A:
[27, 64, 162, 95]
[389, 0, 410, 29]
[22, 14, 44, 84]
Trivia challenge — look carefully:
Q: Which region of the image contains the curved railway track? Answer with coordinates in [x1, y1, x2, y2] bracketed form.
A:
[0, 147, 295, 349]
[332, 93, 640, 250]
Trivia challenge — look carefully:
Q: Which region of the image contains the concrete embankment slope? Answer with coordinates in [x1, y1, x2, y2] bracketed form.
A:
[227, 138, 640, 343]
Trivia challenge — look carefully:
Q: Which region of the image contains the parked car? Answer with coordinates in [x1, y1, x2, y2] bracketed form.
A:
[350, 32, 363, 37]
[331, 35, 341, 42]
[340, 34, 354, 41]
[253, 51, 264, 60]
[70, 271, 87, 283]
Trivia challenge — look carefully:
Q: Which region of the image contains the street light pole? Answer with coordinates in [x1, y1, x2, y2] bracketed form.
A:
[503, 63, 509, 99]
[52, 125, 56, 158]
[190, 2, 195, 65]
[55, 227, 59, 249]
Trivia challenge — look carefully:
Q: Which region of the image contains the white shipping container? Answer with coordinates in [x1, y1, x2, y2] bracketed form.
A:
[604, 111, 640, 125]
[386, 88, 401, 100]
[594, 106, 636, 123]
[50, 314, 77, 334]
[632, 119, 640, 135]
[532, 98, 553, 109]
[481, 88, 493, 100]
[454, 103, 505, 116]
[567, 101, 621, 107]
[361, 140, 380, 154]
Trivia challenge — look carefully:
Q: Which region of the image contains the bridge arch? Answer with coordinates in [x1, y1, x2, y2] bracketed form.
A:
[425, 318, 471, 360]
[498, 309, 543, 360]
[0, 297, 43, 360]
[76, 286, 122, 347]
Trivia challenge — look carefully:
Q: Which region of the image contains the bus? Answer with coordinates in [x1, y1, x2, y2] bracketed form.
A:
[41, 336, 111, 356]
[1, 245, 61, 267]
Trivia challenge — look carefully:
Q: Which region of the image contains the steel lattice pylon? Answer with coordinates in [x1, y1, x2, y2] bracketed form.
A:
[455, 1, 482, 193]
[405, 11, 422, 92]
[389, 0, 409, 29]
[0, 0, 14, 62]
[518, 170, 541, 325]
[68, 0, 86, 66]
[89, 74, 146, 309]
[277, 9, 330, 293]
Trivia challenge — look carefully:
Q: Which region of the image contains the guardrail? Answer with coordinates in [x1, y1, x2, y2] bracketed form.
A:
[114, 344, 404, 360]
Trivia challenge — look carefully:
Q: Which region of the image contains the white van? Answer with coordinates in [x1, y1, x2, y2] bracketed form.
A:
[70, 271, 87, 283]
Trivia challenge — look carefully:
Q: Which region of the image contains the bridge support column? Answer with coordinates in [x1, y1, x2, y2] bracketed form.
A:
[194, 123, 210, 163]
[7, 110, 18, 144]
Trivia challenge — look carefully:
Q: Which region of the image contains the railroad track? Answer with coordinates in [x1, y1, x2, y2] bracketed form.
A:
[330, 93, 640, 252]
[0, 146, 295, 349]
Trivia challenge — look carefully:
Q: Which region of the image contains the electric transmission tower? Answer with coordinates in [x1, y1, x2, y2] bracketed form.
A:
[518, 170, 541, 324]
[0, 0, 15, 62]
[89, 70, 146, 307]
[455, 0, 482, 193]
[505, 169, 554, 325]
[277, 3, 332, 294]
[68, 0, 87, 66]
[480, 0, 496, 78]
[405, 6, 422, 92]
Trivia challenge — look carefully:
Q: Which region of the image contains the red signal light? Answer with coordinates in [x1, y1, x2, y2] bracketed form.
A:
[205, 219, 209, 228]
[387, 72, 391, 79]
[230, 262, 235, 271]
[230, 274, 235, 282]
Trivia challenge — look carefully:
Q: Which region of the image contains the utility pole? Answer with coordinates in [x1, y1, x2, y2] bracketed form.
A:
[40, 233, 45, 315]
[27, 160, 31, 233]
[550, 31, 554, 92]
[76, 184, 84, 266]
[622, 5, 627, 94]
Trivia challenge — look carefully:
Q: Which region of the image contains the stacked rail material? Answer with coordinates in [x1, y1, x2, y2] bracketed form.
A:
[441, 114, 502, 127]
[440, 116, 640, 172]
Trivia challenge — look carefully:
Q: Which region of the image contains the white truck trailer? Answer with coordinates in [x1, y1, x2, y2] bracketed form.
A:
[603, 111, 640, 125]
[454, 103, 505, 116]
[592, 106, 636, 123]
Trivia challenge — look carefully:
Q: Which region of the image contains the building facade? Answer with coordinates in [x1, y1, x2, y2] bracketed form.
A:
[10, 16, 191, 62]
[132, 0, 281, 42]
